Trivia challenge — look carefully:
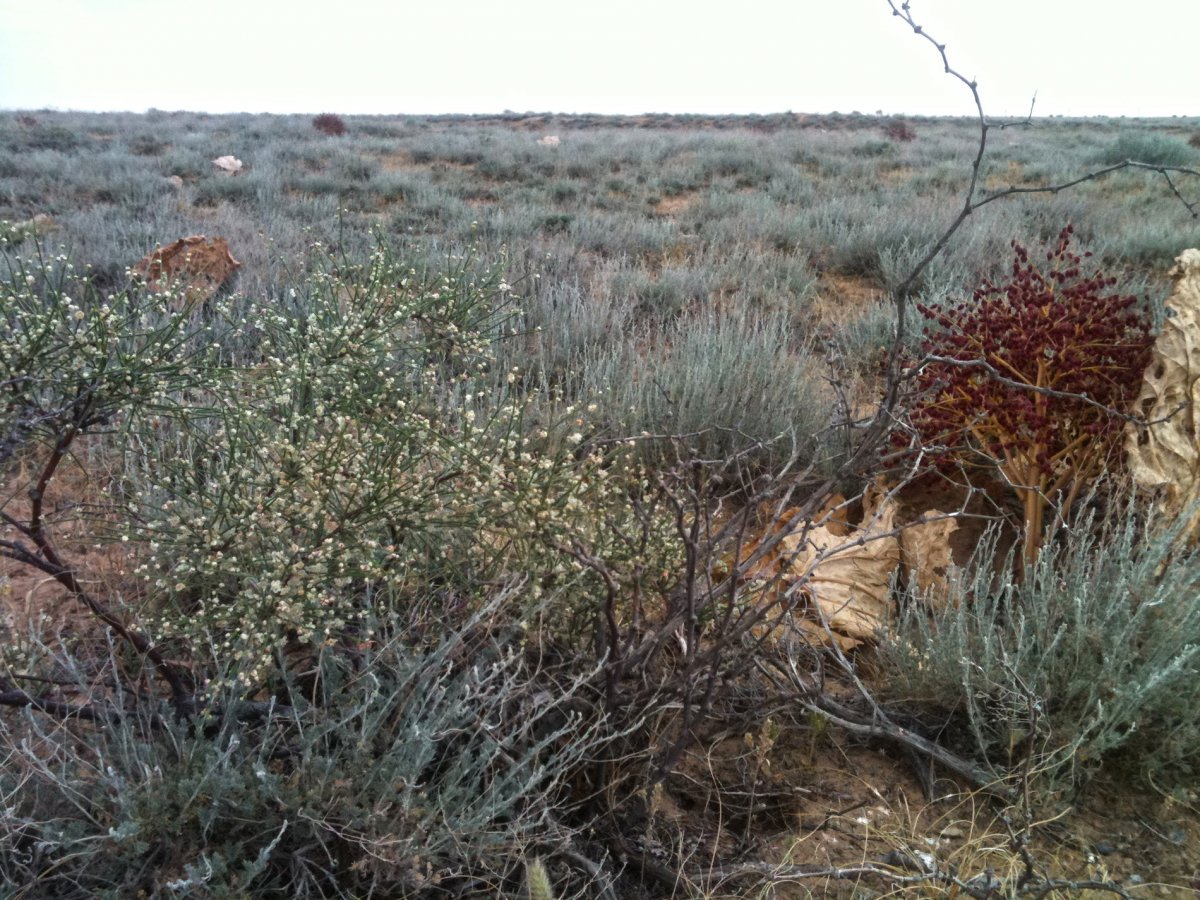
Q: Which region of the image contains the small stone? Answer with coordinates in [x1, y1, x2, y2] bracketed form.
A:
[1094, 840, 1117, 855]
[212, 155, 243, 175]
[1127, 873, 1145, 885]
[880, 849, 935, 873]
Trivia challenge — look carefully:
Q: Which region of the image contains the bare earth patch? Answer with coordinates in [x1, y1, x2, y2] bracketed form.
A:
[812, 273, 886, 327]
[646, 705, 1200, 896]
[1, 444, 135, 654]
[651, 192, 698, 218]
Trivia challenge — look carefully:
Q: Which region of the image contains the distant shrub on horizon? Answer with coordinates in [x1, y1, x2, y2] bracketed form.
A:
[312, 112, 347, 136]
[882, 118, 917, 142]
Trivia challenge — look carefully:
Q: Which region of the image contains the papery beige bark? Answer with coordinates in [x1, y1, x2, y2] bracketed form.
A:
[1126, 249, 1200, 536]
[898, 509, 960, 609]
[747, 487, 899, 649]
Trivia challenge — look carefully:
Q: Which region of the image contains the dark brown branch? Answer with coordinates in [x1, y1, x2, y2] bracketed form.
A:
[805, 693, 1009, 799]
[0, 680, 117, 723]
[0, 677, 293, 729]
[4, 407, 194, 712]
[855, 3, 1001, 471]
[918, 353, 1187, 426]
[978, 160, 1200, 218]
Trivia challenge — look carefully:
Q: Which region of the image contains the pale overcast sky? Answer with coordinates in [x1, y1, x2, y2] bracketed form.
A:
[1, 0, 1197, 118]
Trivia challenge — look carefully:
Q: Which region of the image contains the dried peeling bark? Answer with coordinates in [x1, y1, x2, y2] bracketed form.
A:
[1126, 248, 1200, 537]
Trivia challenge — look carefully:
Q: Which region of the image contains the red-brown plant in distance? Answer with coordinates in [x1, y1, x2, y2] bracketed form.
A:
[312, 113, 347, 136]
[882, 118, 917, 142]
[908, 225, 1154, 570]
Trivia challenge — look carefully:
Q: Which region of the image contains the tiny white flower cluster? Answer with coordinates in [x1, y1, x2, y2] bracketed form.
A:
[102, 244, 684, 683]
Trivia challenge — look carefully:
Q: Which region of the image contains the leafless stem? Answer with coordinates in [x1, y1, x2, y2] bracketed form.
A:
[1, 398, 193, 713]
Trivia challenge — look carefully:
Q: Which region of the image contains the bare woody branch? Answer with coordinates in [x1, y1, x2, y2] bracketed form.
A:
[856, 1, 1200, 483]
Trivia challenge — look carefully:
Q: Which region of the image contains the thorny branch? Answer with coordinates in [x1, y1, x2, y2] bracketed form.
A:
[980, 160, 1200, 218]
[914, 354, 1185, 427]
[859, 0, 1200, 483]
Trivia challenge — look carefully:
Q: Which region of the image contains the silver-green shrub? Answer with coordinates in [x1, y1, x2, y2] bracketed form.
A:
[1093, 130, 1197, 168]
[0, 604, 605, 897]
[573, 307, 837, 473]
[877, 497, 1200, 790]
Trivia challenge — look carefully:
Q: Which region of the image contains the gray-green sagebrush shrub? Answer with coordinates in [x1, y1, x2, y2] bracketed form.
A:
[877, 499, 1200, 790]
[1093, 130, 1197, 168]
[573, 308, 836, 473]
[0, 608, 604, 898]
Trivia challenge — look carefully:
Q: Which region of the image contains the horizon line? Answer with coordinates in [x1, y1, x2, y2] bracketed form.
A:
[6, 107, 1200, 122]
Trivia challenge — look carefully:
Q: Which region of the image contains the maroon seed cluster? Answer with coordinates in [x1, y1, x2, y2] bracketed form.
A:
[906, 225, 1154, 566]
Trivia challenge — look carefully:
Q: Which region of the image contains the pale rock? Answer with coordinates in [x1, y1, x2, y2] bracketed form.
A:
[212, 155, 243, 175]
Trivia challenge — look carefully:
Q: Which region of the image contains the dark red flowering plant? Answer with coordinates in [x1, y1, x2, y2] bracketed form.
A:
[312, 113, 347, 136]
[907, 225, 1154, 569]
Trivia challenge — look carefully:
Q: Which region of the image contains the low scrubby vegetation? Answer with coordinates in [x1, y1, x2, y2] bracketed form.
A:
[3, 105, 1200, 897]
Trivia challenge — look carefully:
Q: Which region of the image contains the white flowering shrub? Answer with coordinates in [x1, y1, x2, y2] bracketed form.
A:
[1, 237, 685, 895]
[0, 231, 681, 699]
[103, 242, 680, 683]
[0, 248, 210, 473]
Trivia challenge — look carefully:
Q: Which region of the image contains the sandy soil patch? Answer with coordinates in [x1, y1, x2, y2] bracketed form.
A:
[651, 192, 698, 218]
